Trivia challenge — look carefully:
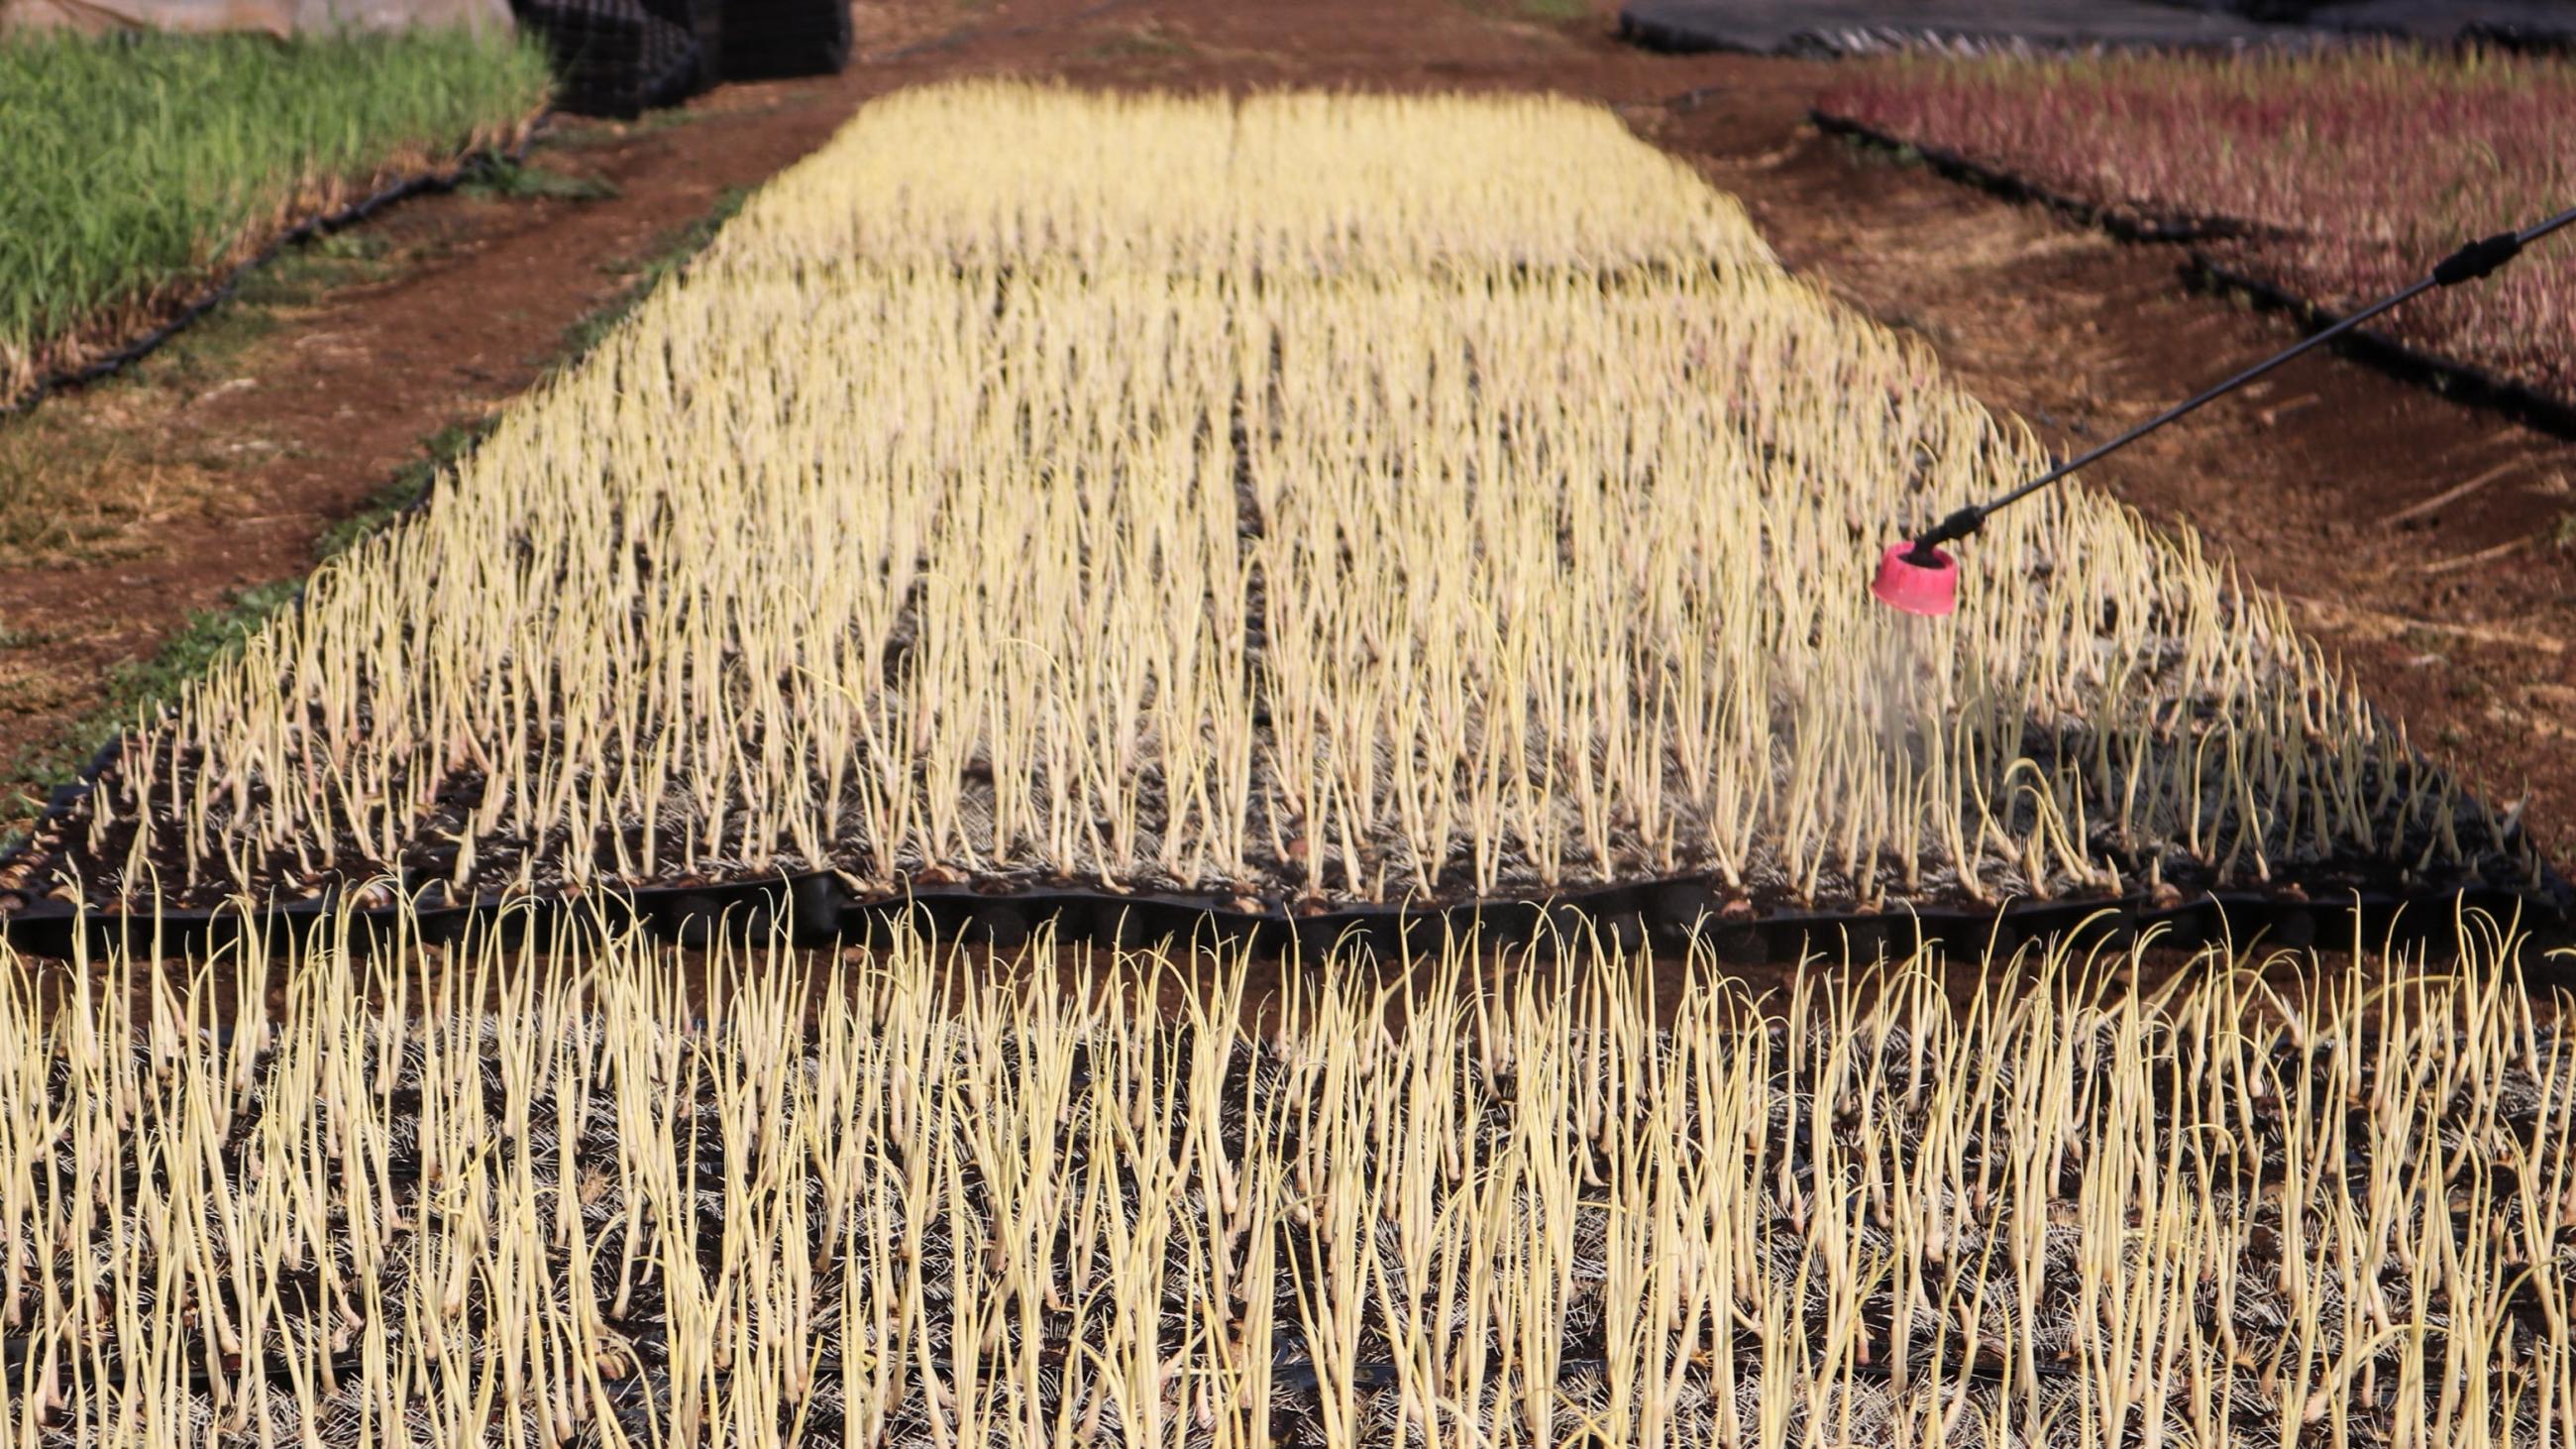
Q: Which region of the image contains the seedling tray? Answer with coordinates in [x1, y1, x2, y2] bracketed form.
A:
[3, 854, 2559, 965]
[13, 86, 2564, 967]
[3, 935, 2557, 1448]
[0, 1343, 2030, 1449]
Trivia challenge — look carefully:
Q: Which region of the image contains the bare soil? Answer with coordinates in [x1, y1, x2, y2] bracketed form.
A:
[2, 0, 2566, 897]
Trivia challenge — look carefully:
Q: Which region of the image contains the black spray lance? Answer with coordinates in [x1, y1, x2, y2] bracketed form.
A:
[1870, 202, 2576, 616]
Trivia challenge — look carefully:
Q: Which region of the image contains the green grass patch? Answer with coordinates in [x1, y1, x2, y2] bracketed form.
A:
[461, 159, 622, 203]
[0, 27, 552, 409]
[547, 107, 707, 151]
[1458, 0, 1591, 23]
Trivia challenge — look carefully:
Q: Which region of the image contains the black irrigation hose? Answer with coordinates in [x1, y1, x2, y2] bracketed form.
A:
[0, 119, 552, 423]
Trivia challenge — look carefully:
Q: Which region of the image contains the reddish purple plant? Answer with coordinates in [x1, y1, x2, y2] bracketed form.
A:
[1820, 45, 2576, 402]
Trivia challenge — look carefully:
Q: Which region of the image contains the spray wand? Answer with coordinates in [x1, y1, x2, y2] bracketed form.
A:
[1871, 201, 2576, 616]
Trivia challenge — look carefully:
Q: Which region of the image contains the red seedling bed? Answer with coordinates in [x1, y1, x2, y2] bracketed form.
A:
[1817, 45, 2576, 416]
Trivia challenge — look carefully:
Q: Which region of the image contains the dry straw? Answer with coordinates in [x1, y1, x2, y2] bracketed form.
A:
[10, 84, 2532, 917]
[0, 901, 2567, 1445]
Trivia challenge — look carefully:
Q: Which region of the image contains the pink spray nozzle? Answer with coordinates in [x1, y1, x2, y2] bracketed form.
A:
[1872, 541, 1958, 617]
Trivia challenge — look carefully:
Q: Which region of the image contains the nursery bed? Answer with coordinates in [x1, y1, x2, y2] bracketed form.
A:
[1812, 112, 2576, 440]
[0, 135, 544, 421]
[1814, 45, 2576, 419]
[0, 83, 2555, 954]
[0, 29, 553, 415]
[0, 912, 2565, 1447]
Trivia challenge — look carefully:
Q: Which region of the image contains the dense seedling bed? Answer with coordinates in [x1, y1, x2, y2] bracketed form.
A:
[3, 85, 2548, 934]
[0, 911, 2568, 1444]
[0, 29, 553, 412]
[1818, 45, 2576, 409]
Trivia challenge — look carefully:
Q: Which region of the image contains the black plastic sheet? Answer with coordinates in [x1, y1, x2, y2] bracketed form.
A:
[2174, 1, 2576, 50]
[1619, 0, 2576, 56]
[1619, 0, 2277, 56]
[642, 0, 725, 89]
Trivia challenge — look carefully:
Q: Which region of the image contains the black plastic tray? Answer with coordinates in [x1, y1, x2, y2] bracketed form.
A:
[5, 854, 2562, 966]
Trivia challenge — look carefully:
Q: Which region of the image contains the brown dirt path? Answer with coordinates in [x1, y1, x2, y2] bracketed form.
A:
[3, 0, 2567, 889]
